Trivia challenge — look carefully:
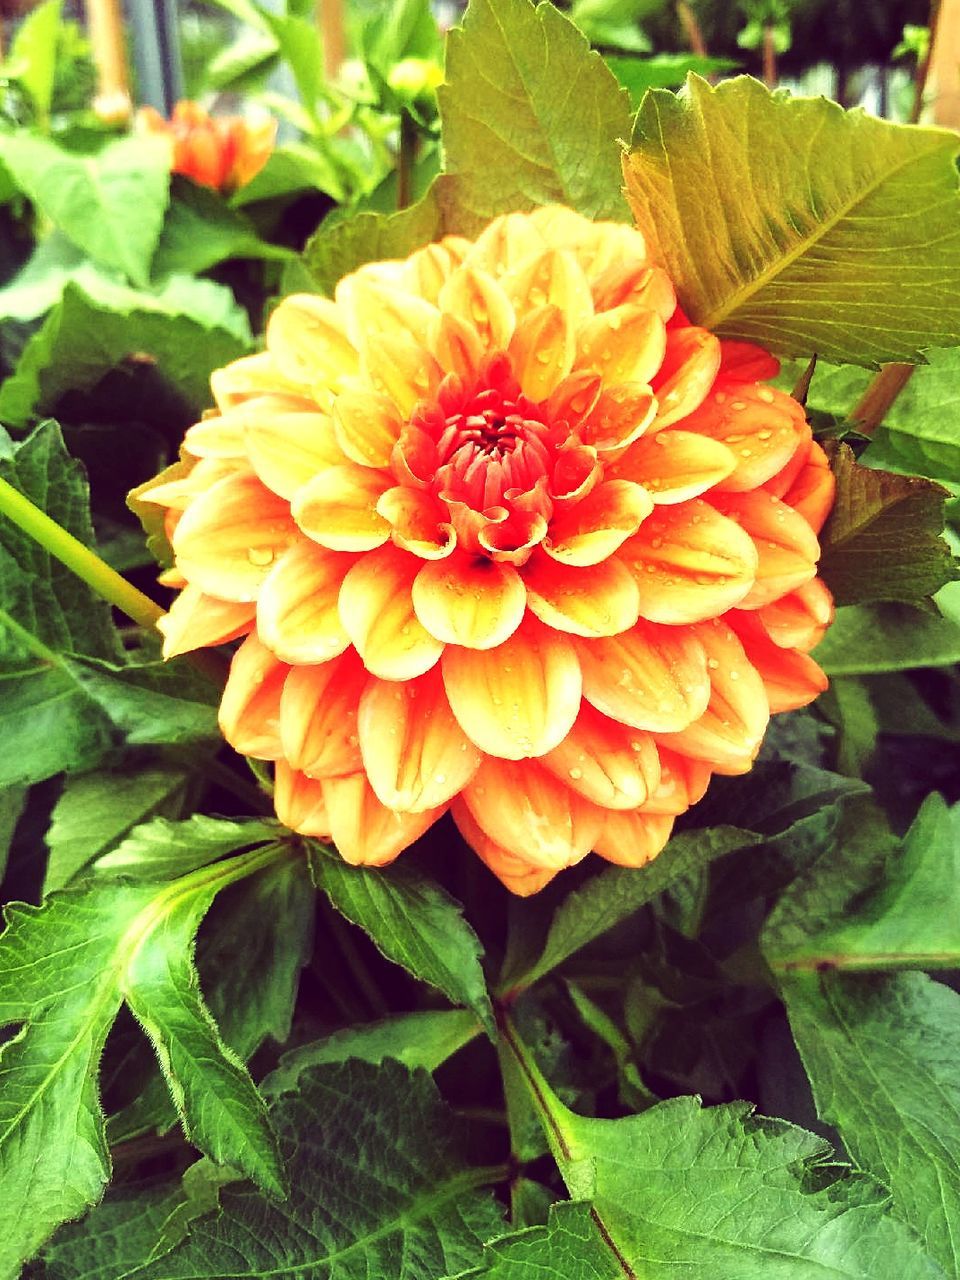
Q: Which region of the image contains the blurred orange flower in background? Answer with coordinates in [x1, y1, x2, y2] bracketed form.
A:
[134, 206, 835, 894]
[138, 100, 275, 193]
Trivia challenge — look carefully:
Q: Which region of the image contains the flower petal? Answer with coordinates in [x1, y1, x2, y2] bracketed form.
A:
[508, 303, 575, 401]
[157, 585, 254, 658]
[729, 613, 829, 713]
[576, 305, 666, 386]
[758, 578, 834, 653]
[291, 463, 391, 552]
[687, 383, 808, 492]
[613, 430, 737, 504]
[542, 703, 661, 810]
[577, 620, 710, 732]
[274, 762, 329, 838]
[619, 499, 758, 625]
[545, 479, 653, 567]
[451, 799, 559, 896]
[593, 812, 675, 866]
[461, 757, 603, 869]
[579, 383, 657, 453]
[655, 619, 769, 773]
[438, 265, 516, 351]
[639, 747, 711, 816]
[218, 632, 288, 758]
[266, 294, 360, 391]
[332, 390, 403, 470]
[362, 332, 442, 416]
[503, 248, 593, 328]
[650, 327, 721, 429]
[712, 491, 820, 608]
[338, 543, 444, 679]
[257, 541, 355, 663]
[781, 440, 835, 533]
[172, 471, 299, 601]
[211, 351, 306, 410]
[378, 486, 456, 560]
[412, 552, 526, 649]
[522, 550, 640, 637]
[279, 650, 366, 778]
[244, 408, 344, 500]
[321, 772, 443, 867]
[358, 667, 481, 812]
[442, 616, 582, 760]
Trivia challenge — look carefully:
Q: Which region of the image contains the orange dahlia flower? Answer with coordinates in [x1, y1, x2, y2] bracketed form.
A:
[135, 206, 835, 894]
[138, 100, 275, 194]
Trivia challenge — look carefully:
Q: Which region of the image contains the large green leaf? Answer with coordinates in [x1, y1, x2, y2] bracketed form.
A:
[501, 1020, 944, 1278]
[0, 280, 250, 427]
[308, 842, 495, 1035]
[153, 179, 293, 279]
[456, 1201, 619, 1279]
[439, 0, 632, 230]
[0, 836, 288, 1274]
[781, 971, 960, 1277]
[0, 133, 171, 286]
[818, 443, 955, 606]
[116, 1061, 505, 1280]
[624, 75, 960, 365]
[4, 0, 62, 122]
[813, 583, 960, 674]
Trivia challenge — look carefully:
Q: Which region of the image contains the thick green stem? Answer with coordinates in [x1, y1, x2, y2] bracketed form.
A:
[0, 476, 163, 632]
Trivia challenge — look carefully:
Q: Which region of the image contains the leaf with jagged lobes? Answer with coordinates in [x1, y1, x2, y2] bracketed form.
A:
[819, 443, 955, 605]
[624, 75, 960, 366]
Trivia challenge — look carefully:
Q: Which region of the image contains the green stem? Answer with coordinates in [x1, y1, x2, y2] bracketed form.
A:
[0, 476, 163, 632]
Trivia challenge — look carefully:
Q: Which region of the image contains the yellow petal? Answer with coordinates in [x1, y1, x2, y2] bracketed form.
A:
[157, 585, 254, 658]
[650, 327, 721, 429]
[432, 311, 486, 384]
[613, 430, 737, 504]
[279, 650, 366, 778]
[522, 550, 640, 637]
[257, 541, 355, 663]
[211, 350, 306, 410]
[545, 479, 653, 567]
[451, 798, 559, 896]
[503, 248, 593, 328]
[362, 332, 442, 416]
[218, 632, 288, 758]
[358, 667, 481, 811]
[508, 303, 575, 401]
[542, 703, 660, 810]
[577, 620, 710, 732]
[321, 772, 443, 866]
[291, 463, 391, 552]
[412, 552, 526, 649]
[348, 277, 440, 351]
[172, 471, 300, 602]
[438, 265, 515, 351]
[576, 305, 666, 385]
[378, 486, 456, 560]
[688, 383, 808, 492]
[266, 293, 359, 392]
[333, 390, 404, 470]
[274, 762, 330, 838]
[579, 383, 656, 453]
[338, 543, 444, 680]
[244, 408, 344, 500]
[593, 812, 675, 867]
[442, 616, 581, 760]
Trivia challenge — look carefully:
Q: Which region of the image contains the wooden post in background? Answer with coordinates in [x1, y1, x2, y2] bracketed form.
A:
[928, 0, 960, 127]
[318, 0, 344, 83]
[86, 0, 131, 122]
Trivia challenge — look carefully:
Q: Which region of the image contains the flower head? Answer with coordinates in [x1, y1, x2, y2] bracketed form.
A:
[135, 206, 835, 894]
[138, 100, 275, 193]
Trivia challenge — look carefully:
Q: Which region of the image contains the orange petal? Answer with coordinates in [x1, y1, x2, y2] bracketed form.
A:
[157, 585, 254, 658]
[256, 541, 355, 663]
[274, 762, 330, 838]
[451, 798, 559, 896]
[544, 370, 602, 433]
[522, 550, 640, 637]
[218, 632, 288, 758]
[594, 812, 675, 867]
[266, 294, 359, 392]
[619, 499, 758, 625]
[279, 650, 366, 778]
[579, 383, 657, 454]
[655, 619, 769, 773]
[357, 667, 481, 812]
[508, 303, 575, 401]
[687, 383, 808, 492]
[542, 703, 660, 810]
[639, 747, 711, 816]
[438, 265, 515, 351]
[712, 491, 820, 608]
[545, 479, 653, 567]
[442, 615, 581, 760]
[377, 486, 456, 560]
[362, 332, 442, 416]
[590, 261, 675, 318]
[244, 408, 344, 500]
[338, 543, 444, 679]
[650, 327, 721, 429]
[291, 463, 391, 552]
[503, 248, 593, 328]
[577, 620, 710, 732]
[757, 578, 834, 653]
[576, 305, 666, 386]
[717, 340, 780, 383]
[461, 757, 603, 870]
[781, 440, 835, 533]
[412, 552, 526, 649]
[729, 613, 829, 713]
[172, 471, 299, 602]
[321, 772, 443, 867]
[612, 430, 737, 503]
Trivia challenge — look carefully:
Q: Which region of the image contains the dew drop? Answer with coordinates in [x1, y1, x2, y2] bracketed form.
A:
[707, 657, 719, 670]
[757, 387, 775, 403]
[569, 766, 584, 780]
[247, 546, 275, 566]
[757, 429, 773, 441]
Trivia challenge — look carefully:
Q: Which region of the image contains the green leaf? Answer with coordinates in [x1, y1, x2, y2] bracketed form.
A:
[35, 1184, 187, 1280]
[123, 1061, 505, 1280]
[624, 75, 960, 365]
[813, 583, 960, 674]
[96, 814, 281, 881]
[5, 0, 63, 121]
[503, 1022, 946, 1278]
[230, 141, 345, 206]
[503, 826, 758, 991]
[456, 1201, 619, 1279]
[607, 52, 738, 100]
[0, 134, 171, 286]
[66, 651, 220, 747]
[780, 971, 960, 1277]
[0, 280, 250, 427]
[763, 794, 960, 973]
[439, 0, 632, 231]
[44, 766, 191, 894]
[153, 179, 294, 278]
[264, 1010, 481, 1095]
[0, 840, 287, 1272]
[307, 841, 495, 1036]
[818, 443, 955, 605]
[0, 231, 121, 323]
